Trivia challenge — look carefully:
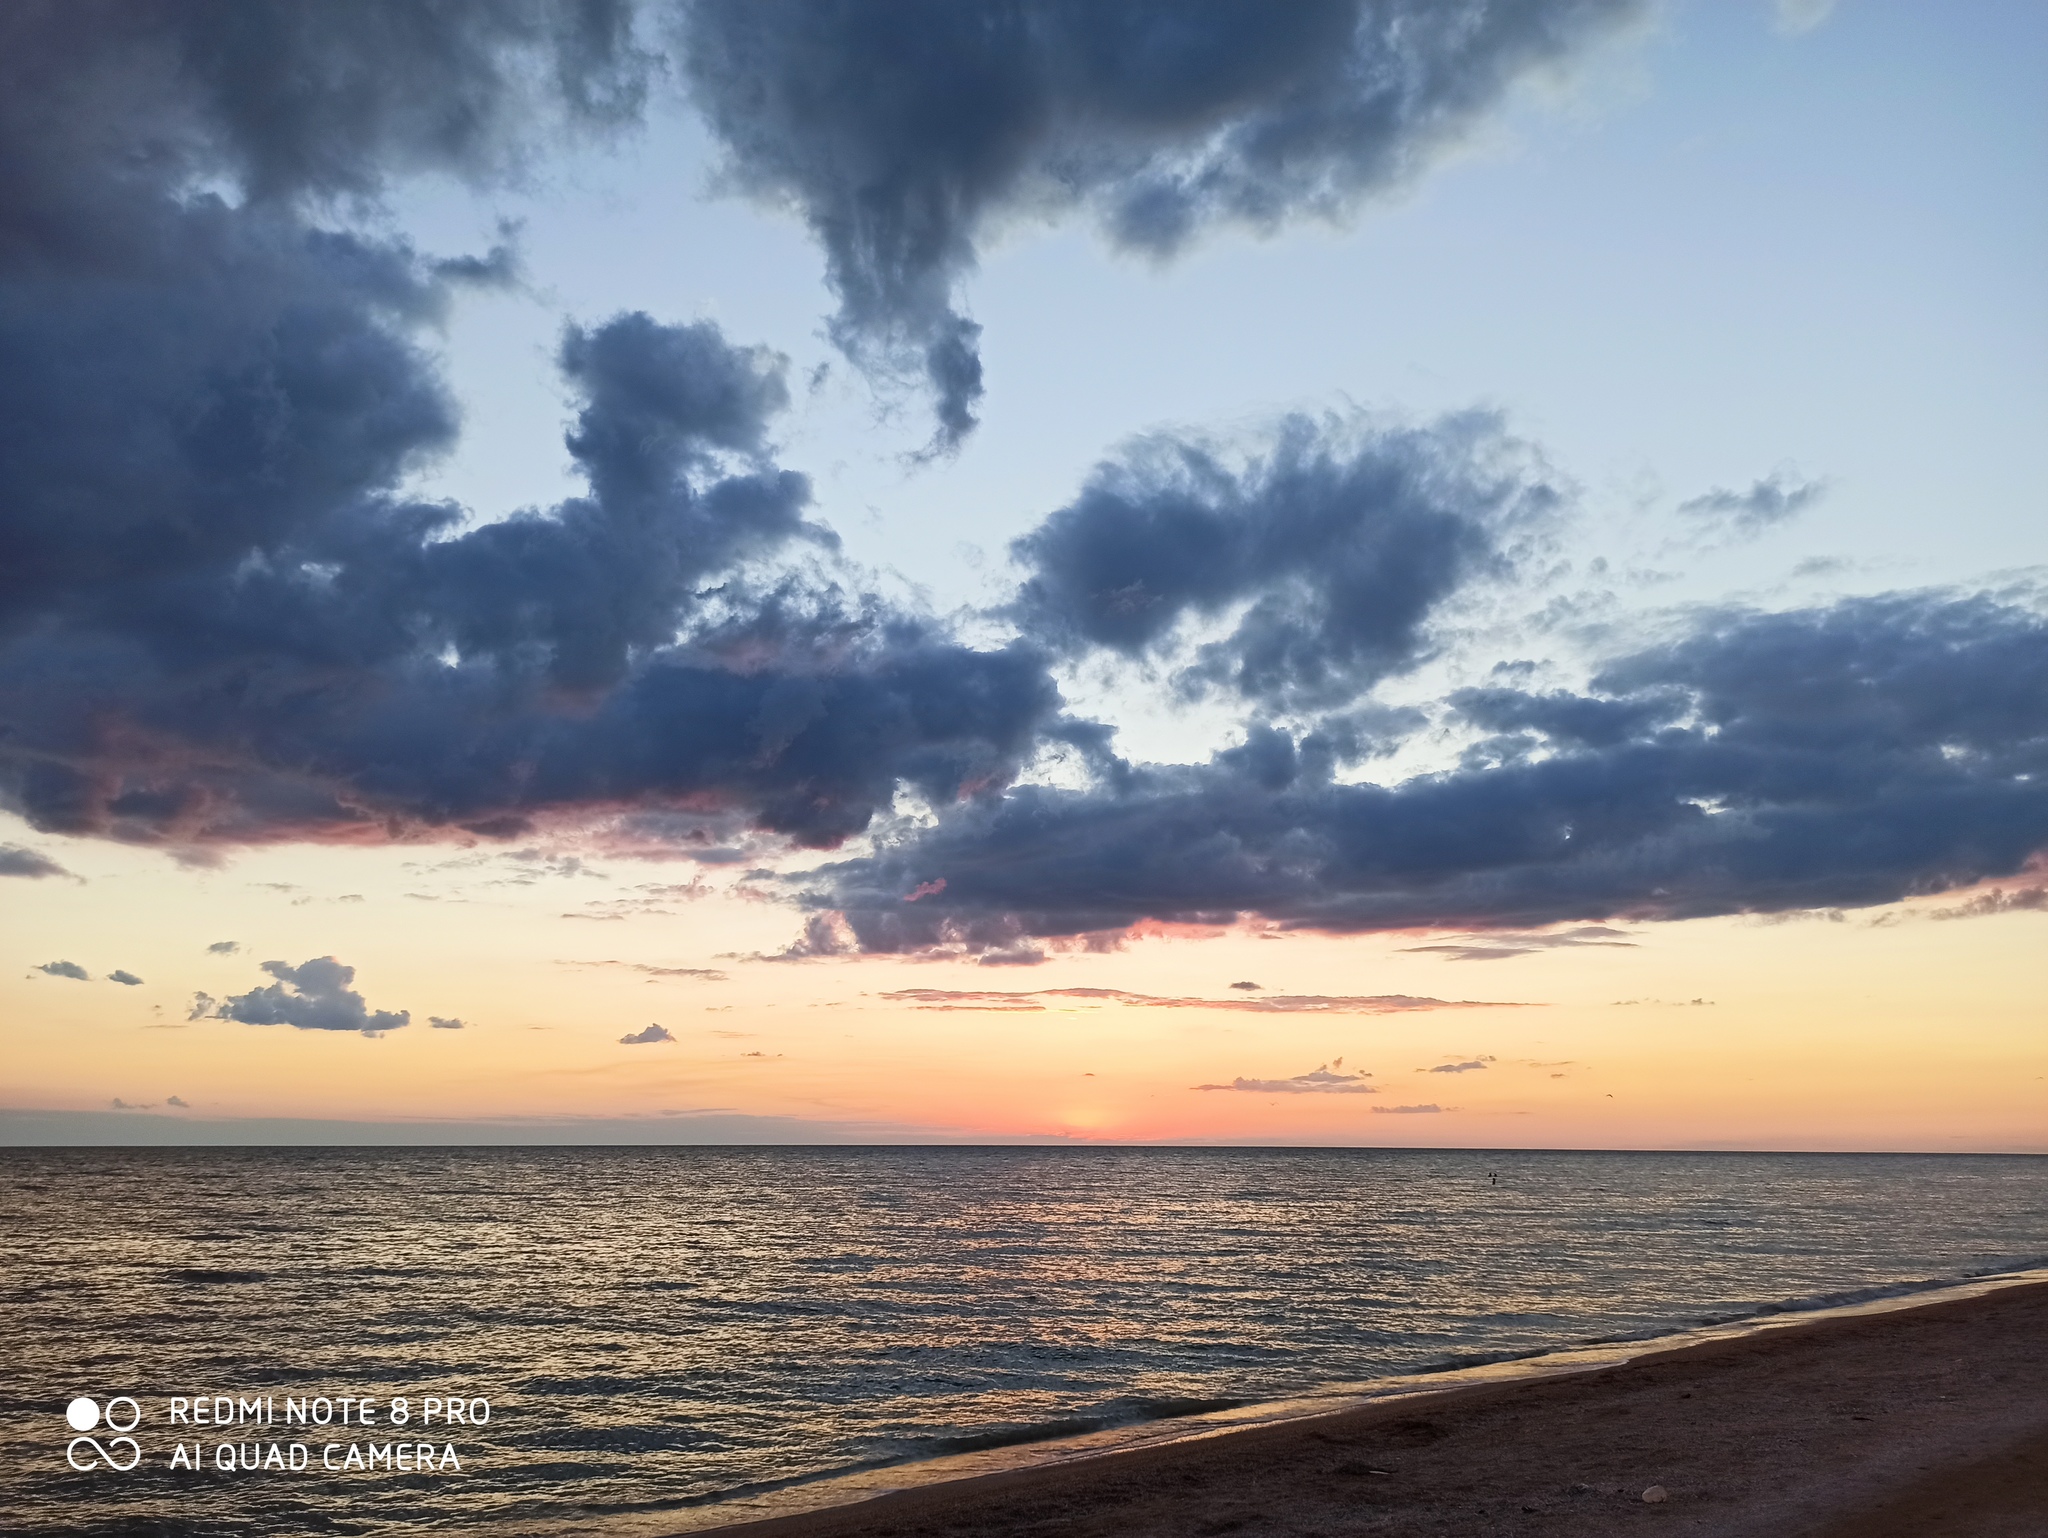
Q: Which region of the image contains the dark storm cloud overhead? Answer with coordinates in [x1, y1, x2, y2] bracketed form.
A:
[802, 593, 2048, 950]
[1012, 412, 1559, 709]
[1, 0, 648, 241]
[1196, 1064, 1375, 1094]
[0, 844, 69, 878]
[211, 956, 411, 1034]
[678, 0, 1645, 445]
[37, 961, 89, 981]
[0, 5, 1068, 858]
[0, 256, 1061, 848]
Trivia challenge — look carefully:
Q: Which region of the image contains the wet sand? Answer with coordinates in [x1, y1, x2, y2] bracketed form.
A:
[693, 1279, 2048, 1538]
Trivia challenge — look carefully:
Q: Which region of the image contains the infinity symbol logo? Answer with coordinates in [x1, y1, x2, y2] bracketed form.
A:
[64, 1395, 141, 1470]
[67, 1436, 142, 1471]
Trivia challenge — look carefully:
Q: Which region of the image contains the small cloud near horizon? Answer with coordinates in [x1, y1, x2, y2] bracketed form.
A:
[207, 941, 241, 955]
[1421, 1057, 1495, 1074]
[429, 1016, 466, 1030]
[1372, 1103, 1449, 1114]
[211, 956, 411, 1035]
[1196, 1063, 1375, 1095]
[37, 960, 89, 981]
[108, 969, 144, 986]
[881, 987, 1531, 1014]
[620, 1023, 675, 1045]
[1402, 926, 1634, 962]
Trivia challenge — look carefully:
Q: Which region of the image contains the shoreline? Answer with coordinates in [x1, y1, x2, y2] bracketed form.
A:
[622, 1267, 2048, 1537]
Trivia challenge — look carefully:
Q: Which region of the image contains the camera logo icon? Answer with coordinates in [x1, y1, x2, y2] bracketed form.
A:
[65, 1397, 142, 1471]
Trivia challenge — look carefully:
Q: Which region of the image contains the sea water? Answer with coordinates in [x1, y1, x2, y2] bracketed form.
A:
[3, 1146, 2043, 1535]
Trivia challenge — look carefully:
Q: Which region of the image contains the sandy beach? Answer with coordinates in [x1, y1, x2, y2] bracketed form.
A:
[695, 1279, 2048, 1538]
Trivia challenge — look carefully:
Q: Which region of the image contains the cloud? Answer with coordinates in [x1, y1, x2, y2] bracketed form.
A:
[1229, 981, 1262, 991]
[678, 0, 1645, 446]
[1400, 925, 1635, 962]
[37, 961, 89, 981]
[206, 941, 242, 955]
[166, 1095, 189, 1108]
[0, 13, 1065, 860]
[1196, 1063, 1375, 1094]
[1925, 885, 2048, 921]
[565, 961, 730, 981]
[0, 285, 1064, 851]
[428, 1016, 466, 1030]
[212, 957, 410, 1035]
[1371, 1103, 1447, 1114]
[107, 969, 144, 986]
[619, 1023, 675, 1044]
[110, 1098, 153, 1111]
[878, 987, 1528, 1014]
[1677, 469, 1827, 538]
[0, 845, 70, 879]
[1012, 412, 1559, 710]
[805, 592, 2048, 952]
[1420, 1057, 1493, 1074]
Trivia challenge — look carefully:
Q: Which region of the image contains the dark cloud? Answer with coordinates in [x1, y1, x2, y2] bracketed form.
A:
[212, 956, 410, 1034]
[619, 1022, 675, 1044]
[1012, 412, 1559, 710]
[0, 844, 70, 878]
[1196, 1063, 1374, 1094]
[428, 1016, 466, 1029]
[0, 5, 1065, 860]
[107, 969, 144, 986]
[37, 960, 89, 981]
[166, 1094, 189, 1108]
[0, 282, 1061, 851]
[1677, 469, 1826, 537]
[1420, 1057, 1491, 1074]
[1229, 980, 1262, 990]
[2, 1, 649, 230]
[206, 940, 241, 955]
[804, 593, 2048, 952]
[678, 0, 1644, 445]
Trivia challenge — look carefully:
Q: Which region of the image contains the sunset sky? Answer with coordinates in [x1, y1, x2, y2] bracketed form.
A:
[3, 0, 2043, 1150]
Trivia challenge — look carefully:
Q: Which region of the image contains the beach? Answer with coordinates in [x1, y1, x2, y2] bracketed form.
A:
[697, 1278, 2048, 1538]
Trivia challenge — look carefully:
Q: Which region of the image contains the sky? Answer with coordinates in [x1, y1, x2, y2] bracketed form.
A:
[2, 0, 2043, 1151]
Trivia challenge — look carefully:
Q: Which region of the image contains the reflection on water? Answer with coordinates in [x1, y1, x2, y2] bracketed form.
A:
[2, 1146, 2043, 1535]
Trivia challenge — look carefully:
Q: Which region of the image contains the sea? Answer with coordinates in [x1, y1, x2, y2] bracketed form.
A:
[4, 1146, 2044, 1536]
